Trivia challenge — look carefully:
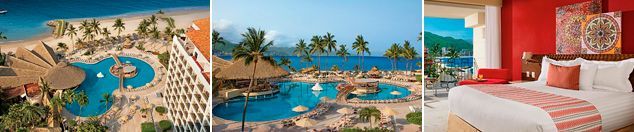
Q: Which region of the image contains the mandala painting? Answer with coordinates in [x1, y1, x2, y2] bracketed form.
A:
[556, 0, 602, 54]
[581, 12, 622, 54]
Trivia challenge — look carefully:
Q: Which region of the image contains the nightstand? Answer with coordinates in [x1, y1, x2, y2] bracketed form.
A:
[509, 80, 532, 84]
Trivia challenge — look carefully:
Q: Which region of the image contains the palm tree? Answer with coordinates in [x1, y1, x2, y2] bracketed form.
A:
[352, 35, 370, 72]
[49, 95, 65, 125]
[78, 20, 90, 32]
[39, 78, 51, 105]
[232, 27, 276, 131]
[90, 19, 101, 35]
[136, 19, 150, 37]
[0, 32, 6, 40]
[359, 107, 382, 128]
[101, 28, 111, 39]
[82, 26, 95, 41]
[164, 27, 174, 39]
[100, 93, 112, 108]
[113, 18, 125, 36]
[66, 25, 77, 42]
[401, 40, 418, 72]
[293, 39, 307, 68]
[161, 17, 176, 28]
[279, 57, 293, 72]
[62, 90, 76, 105]
[212, 30, 225, 49]
[384, 43, 402, 72]
[336, 44, 351, 66]
[149, 15, 159, 27]
[323, 32, 337, 56]
[309, 35, 325, 74]
[150, 26, 160, 39]
[57, 42, 68, 52]
[75, 91, 89, 118]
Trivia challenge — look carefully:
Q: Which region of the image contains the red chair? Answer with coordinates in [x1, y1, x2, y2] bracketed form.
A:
[458, 68, 510, 85]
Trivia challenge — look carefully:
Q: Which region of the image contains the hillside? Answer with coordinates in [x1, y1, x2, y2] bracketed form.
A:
[423, 31, 472, 51]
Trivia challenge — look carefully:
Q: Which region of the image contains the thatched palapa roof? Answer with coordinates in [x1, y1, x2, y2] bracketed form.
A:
[212, 55, 232, 75]
[0, 43, 85, 90]
[215, 58, 289, 80]
[44, 62, 86, 90]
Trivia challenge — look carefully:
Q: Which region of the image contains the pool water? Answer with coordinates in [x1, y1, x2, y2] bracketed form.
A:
[212, 81, 411, 122]
[66, 57, 155, 117]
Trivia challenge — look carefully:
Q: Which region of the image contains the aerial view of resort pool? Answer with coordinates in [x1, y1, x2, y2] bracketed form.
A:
[66, 57, 155, 117]
[212, 81, 411, 122]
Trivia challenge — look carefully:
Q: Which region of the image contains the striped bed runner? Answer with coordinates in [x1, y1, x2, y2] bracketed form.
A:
[469, 85, 602, 132]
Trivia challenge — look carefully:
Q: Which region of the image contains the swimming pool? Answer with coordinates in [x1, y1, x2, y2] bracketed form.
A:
[212, 81, 411, 122]
[66, 57, 155, 117]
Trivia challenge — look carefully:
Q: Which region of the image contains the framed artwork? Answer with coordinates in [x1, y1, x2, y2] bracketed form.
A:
[581, 12, 622, 54]
[556, 0, 602, 54]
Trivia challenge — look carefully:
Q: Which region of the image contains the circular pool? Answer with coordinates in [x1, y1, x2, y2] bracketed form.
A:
[212, 81, 410, 122]
[66, 57, 155, 117]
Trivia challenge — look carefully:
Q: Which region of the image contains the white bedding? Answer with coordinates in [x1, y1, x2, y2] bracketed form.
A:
[448, 81, 634, 132]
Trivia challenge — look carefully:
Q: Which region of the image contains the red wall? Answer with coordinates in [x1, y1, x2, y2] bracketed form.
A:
[501, 0, 634, 80]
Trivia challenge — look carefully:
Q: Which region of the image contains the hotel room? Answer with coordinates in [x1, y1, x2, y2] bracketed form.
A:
[425, 0, 634, 131]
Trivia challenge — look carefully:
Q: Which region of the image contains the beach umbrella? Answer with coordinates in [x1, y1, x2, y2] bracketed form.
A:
[311, 83, 323, 91]
[127, 85, 133, 89]
[320, 97, 331, 102]
[215, 58, 289, 80]
[295, 118, 317, 130]
[96, 72, 104, 78]
[390, 91, 402, 96]
[336, 107, 354, 114]
[292, 105, 309, 112]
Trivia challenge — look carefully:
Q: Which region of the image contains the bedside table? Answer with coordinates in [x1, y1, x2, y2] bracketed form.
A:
[509, 80, 532, 84]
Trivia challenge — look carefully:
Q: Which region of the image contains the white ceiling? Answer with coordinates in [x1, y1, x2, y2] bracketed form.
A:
[425, 1, 485, 19]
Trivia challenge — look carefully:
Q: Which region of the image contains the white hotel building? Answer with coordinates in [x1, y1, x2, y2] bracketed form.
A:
[163, 18, 211, 132]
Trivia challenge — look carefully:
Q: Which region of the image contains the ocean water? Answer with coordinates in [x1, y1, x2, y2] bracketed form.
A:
[0, 0, 209, 42]
[439, 56, 473, 68]
[67, 57, 155, 117]
[218, 56, 422, 71]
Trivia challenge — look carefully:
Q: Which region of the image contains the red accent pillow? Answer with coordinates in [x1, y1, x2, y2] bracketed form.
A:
[546, 64, 581, 90]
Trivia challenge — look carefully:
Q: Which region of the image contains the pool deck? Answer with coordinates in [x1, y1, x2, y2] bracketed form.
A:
[61, 48, 170, 131]
[212, 78, 423, 132]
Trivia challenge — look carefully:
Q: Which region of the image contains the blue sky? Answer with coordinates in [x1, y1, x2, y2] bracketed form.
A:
[424, 17, 473, 41]
[212, 0, 422, 56]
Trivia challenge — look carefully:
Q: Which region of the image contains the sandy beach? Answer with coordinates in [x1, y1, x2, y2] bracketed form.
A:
[0, 9, 209, 53]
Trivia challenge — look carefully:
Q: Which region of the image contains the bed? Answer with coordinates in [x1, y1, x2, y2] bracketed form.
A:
[447, 54, 634, 132]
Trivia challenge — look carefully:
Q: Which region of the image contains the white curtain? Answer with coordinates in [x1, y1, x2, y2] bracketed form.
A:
[483, 5, 501, 68]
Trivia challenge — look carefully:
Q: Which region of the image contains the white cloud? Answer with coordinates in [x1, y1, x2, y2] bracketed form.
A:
[212, 19, 242, 43]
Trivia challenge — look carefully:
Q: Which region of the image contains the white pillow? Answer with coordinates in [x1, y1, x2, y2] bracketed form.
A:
[576, 59, 598, 91]
[590, 59, 634, 92]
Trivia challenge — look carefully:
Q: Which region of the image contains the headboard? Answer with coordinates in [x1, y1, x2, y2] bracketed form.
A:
[522, 54, 634, 91]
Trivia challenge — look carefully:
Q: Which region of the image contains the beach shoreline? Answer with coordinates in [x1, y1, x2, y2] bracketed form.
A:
[0, 9, 209, 52]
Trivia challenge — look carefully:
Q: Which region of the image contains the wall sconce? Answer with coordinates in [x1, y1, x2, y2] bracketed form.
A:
[522, 52, 537, 64]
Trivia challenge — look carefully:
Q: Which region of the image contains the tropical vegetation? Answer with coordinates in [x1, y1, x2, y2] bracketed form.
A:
[406, 112, 422, 125]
